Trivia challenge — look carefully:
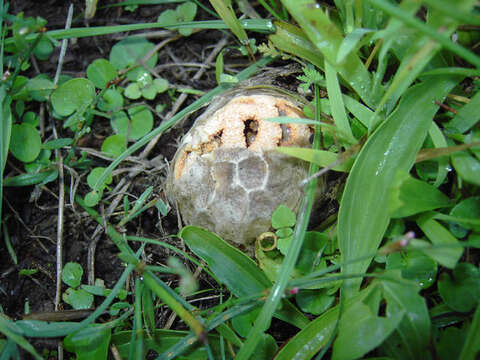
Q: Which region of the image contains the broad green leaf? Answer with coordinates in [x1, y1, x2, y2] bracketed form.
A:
[51, 78, 95, 117]
[416, 213, 463, 269]
[177, 2, 197, 36]
[295, 288, 334, 315]
[386, 251, 437, 289]
[153, 77, 169, 93]
[451, 150, 480, 186]
[109, 37, 158, 81]
[9, 123, 41, 162]
[380, 271, 431, 359]
[62, 262, 83, 288]
[338, 75, 461, 298]
[332, 300, 404, 360]
[438, 263, 480, 313]
[179, 226, 271, 297]
[64, 324, 111, 360]
[388, 171, 451, 218]
[86, 58, 117, 89]
[179, 226, 309, 329]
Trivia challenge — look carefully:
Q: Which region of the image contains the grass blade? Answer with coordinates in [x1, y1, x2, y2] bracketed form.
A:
[366, 0, 480, 68]
[459, 302, 480, 360]
[208, 0, 248, 44]
[324, 60, 355, 143]
[280, 0, 381, 107]
[338, 74, 462, 299]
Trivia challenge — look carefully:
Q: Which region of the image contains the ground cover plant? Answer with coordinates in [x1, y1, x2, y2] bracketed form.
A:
[0, 0, 479, 359]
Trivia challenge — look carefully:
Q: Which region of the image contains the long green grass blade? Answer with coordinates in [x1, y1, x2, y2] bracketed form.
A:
[459, 302, 480, 360]
[209, 0, 248, 43]
[268, 21, 325, 70]
[280, 0, 381, 107]
[0, 316, 42, 360]
[366, 0, 480, 68]
[324, 60, 355, 143]
[4, 19, 274, 46]
[338, 74, 462, 299]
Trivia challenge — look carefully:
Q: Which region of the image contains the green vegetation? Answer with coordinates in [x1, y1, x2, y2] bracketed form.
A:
[1, 0, 480, 359]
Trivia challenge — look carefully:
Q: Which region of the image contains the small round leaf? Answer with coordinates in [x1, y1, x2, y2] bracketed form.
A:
[9, 123, 41, 162]
[87, 167, 113, 190]
[51, 78, 95, 116]
[62, 262, 83, 288]
[63, 288, 94, 310]
[271, 204, 296, 229]
[109, 37, 158, 81]
[87, 58, 117, 89]
[84, 191, 101, 207]
[97, 88, 124, 111]
[153, 77, 169, 93]
[101, 134, 126, 158]
[124, 83, 141, 99]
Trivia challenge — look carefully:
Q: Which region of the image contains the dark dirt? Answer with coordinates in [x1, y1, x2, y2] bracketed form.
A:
[0, 1, 338, 357]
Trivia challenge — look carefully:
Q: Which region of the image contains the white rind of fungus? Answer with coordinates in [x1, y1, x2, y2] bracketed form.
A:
[168, 92, 313, 248]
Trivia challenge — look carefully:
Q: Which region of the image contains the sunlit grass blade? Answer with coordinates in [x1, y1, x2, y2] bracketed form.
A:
[208, 0, 249, 44]
[268, 21, 324, 70]
[280, 0, 381, 107]
[338, 74, 462, 299]
[324, 60, 355, 143]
